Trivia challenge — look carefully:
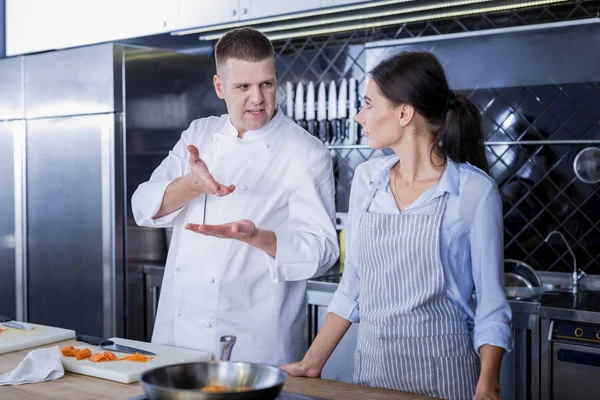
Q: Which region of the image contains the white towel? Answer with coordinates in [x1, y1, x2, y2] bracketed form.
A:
[0, 345, 64, 385]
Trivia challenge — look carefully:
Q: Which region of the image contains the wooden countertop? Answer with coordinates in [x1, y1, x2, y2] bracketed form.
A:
[0, 340, 435, 400]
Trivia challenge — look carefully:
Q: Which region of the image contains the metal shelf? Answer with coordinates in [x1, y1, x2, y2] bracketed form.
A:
[326, 140, 600, 150]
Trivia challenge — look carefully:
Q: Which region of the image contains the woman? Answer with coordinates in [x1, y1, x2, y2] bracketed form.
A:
[282, 52, 512, 400]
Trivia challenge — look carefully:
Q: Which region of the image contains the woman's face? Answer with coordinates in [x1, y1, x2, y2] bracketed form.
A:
[354, 80, 405, 150]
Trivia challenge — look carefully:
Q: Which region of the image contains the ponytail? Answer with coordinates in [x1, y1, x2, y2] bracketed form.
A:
[437, 91, 490, 174]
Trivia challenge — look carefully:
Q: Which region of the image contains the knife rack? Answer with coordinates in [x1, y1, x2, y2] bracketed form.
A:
[284, 79, 364, 146]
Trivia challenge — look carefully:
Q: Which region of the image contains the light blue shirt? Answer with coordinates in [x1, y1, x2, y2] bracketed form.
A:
[327, 155, 513, 353]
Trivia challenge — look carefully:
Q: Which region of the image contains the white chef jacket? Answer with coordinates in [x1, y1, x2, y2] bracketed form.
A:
[131, 109, 339, 365]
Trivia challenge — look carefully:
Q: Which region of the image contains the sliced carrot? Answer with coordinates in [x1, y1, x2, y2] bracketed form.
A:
[89, 353, 110, 362]
[76, 348, 92, 360]
[71, 348, 83, 357]
[103, 351, 117, 361]
[61, 346, 75, 356]
[118, 352, 153, 362]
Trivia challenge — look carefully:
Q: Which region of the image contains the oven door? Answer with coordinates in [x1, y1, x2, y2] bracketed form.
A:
[552, 342, 600, 399]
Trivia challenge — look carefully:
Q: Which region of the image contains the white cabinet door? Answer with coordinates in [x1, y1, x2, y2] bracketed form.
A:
[54, 0, 177, 49]
[320, 0, 371, 7]
[174, 0, 241, 32]
[6, 0, 177, 56]
[241, 0, 321, 20]
[6, 0, 62, 56]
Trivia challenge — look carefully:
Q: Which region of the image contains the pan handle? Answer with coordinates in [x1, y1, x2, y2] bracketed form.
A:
[219, 335, 236, 361]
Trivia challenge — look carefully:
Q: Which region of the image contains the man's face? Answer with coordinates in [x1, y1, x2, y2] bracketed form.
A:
[213, 58, 277, 134]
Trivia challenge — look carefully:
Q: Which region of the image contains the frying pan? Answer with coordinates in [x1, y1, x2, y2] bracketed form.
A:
[140, 336, 287, 400]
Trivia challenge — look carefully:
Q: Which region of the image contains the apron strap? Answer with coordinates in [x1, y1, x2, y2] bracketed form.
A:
[434, 192, 449, 215]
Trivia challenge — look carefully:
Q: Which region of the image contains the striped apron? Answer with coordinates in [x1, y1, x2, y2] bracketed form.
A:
[353, 188, 479, 400]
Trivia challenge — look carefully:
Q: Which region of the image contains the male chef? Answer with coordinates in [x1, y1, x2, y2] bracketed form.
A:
[131, 27, 339, 365]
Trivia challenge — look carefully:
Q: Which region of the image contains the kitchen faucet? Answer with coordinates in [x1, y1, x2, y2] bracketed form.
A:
[544, 230, 585, 294]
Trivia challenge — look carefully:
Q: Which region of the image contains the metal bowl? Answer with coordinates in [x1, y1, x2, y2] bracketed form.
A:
[140, 361, 287, 400]
[504, 259, 543, 288]
[139, 335, 287, 400]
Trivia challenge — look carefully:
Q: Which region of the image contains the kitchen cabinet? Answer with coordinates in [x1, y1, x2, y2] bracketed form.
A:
[241, 0, 321, 20]
[319, 0, 371, 8]
[6, 0, 176, 56]
[175, 0, 241, 32]
[126, 264, 164, 342]
[174, 1, 322, 32]
[144, 265, 164, 342]
[307, 283, 358, 383]
[6, 0, 371, 56]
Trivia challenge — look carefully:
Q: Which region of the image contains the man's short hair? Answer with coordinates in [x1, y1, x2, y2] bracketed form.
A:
[214, 27, 274, 73]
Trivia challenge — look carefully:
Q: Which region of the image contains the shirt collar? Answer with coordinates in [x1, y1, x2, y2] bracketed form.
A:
[369, 155, 460, 196]
[223, 106, 282, 140]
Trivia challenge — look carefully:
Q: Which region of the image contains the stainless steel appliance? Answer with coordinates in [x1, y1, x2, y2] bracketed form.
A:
[540, 292, 600, 400]
[0, 42, 221, 338]
[548, 321, 600, 399]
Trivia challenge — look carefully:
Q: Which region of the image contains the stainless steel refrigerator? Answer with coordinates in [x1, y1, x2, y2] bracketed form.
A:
[0, 43, 219, 338]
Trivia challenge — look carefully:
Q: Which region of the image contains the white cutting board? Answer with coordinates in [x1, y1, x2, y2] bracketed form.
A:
[0, 323, 75, 354]
[61, 338, 212, 384]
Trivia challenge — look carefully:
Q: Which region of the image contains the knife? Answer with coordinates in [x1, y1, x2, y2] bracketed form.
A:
[305, 81, 317, 137]
[317, 82, 329, 144]
[76, 335, 156, 356]
[328, 80, 340, 145]
[0, 316, 34, 331]
[338, 78, 348, 144]
[294, 82, 306, 130]
[285, 81, 294, 118]
[348, 78, 358, 145]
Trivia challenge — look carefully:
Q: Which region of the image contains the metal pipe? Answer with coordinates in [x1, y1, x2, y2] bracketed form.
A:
[544, 231, 582, 295]
[326, 139, 600, 149]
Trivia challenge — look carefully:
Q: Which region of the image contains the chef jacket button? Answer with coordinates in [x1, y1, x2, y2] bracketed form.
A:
[206, 321, 213, 328]
[176, 267, 181, 272]
[264, 144, 270, 150]
[210, 278, 215, 283]
[176, 311, 182, 317]
[241, 185, 247, 192]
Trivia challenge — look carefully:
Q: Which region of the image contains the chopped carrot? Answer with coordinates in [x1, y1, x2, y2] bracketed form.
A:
[89, 353, 110, 362]
[61, 346, 75, 356]
[76, 348, 92, 360]
[118, 352, 153, 362]
[69, 348, 81, 357]
[61, 346, 84, 357]
[64, 347, 153, 363]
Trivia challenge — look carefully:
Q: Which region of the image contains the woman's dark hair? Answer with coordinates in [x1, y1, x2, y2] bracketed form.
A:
[370, 51, 490, 174]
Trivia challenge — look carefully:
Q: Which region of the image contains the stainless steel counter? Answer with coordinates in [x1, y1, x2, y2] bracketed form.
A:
[308, 268, 600, 317]
[538, 291, 600, 324]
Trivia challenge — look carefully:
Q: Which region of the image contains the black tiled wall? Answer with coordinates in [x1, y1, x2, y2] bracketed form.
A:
[274, 1, 600, 274]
